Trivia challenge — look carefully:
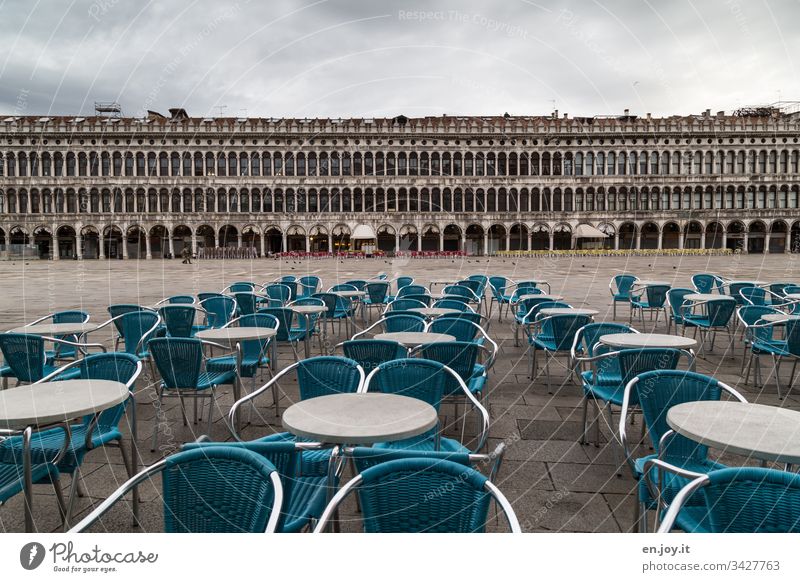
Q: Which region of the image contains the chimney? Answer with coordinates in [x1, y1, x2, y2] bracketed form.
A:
[563, 113, 568, 119]
[623, 108, 629, 116]
[553, 109, 558, 119]
[716, 110, 725, 118]
[704, 108, 711, 117]
[646, 112, 651, 120]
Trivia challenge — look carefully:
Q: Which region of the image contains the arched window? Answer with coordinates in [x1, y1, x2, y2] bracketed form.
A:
[586, 152, 594, 176]
[607, 152, 615, 175]
[296, 153, 305, 176]
[228, 152, 238, 176]
[239, 153, 249, 176]
[650, 151, 658, 174]
[596, 152, 605, 175]
[575, 152, 583, 176]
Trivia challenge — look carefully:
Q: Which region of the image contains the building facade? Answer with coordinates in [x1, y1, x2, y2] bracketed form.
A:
[1, 109, 799, 259]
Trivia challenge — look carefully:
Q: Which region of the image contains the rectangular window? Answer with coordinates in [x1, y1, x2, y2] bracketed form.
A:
[409, 155, 418, 175]
[464, 156, 473, 176]
[296, 156, 305, 176]
[363, 156, 372, 175]
[331, 156, 340, 175]
[171, 156, 180, 176]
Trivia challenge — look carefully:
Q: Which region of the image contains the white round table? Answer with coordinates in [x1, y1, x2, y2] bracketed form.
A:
[289, 305, 326, 357]
[282, 393, 439, 444]
[333, 290, 366, 298]
[685, 293, 732, 302]
[632, 280, 671, 287]
[374, 331, 455, 347]
[0, 379, 129, 532]
[785, 293, 800, 300]
[10, 322, 98, 336]
[518, 294, 564, 302]
[409, 307, 459, 319]
[761, 313, 800, 323]
[539, 307, 599, 317]
[599, 332, 697, 350]
[667, 401, 800, 466]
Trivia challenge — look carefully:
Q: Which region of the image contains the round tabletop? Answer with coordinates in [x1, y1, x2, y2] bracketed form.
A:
[761, 313, 800, 323]
[289, 305, 326, 314]
[667, 401, 800, 465]
[539, 307, 599, 316]
[725, 280, 766, 286]
[519, 294, 564, 302]
[10, 322, 98, 336]
[685, 293, 734, 302]
[195, 327, 277, 342]
[785, 293, 800, 300]
[408, 307, 460, 318]
[633, 280, 671, 286]
[282, 393, 439, 444]
[513, 279, 548, 285]
[0, 379, 129, 430]
[374, 331, 455, 346]
[599, 332, 697, 349]
[333, 290, 366, 298]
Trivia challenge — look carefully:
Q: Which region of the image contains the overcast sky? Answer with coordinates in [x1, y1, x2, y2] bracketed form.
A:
[0, 0, 798, 119]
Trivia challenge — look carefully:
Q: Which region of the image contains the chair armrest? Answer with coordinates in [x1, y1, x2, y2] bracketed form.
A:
[656, 474, 710, 533]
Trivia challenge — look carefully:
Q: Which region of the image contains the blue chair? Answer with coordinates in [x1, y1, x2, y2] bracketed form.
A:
[314, 458, 520, 533]
[199, 295, 237, 329]
[737, 305, 782, 382]
[25, 310, 90, 361]
[206, 313, 278, 388]
[232, 292, 260, 316]
[528, 313, 594, 390]
[107, 304, 156, 349]
[289, 297, 326, 350]
[197, 292, 225, 303]
[0, 426, 64, 532]
[442, 285, 480, 311]
[433, 298, 475, 312]
[580, 348, 689, 469]
[364, 358, 489, 453]
[724, 281, 756, 306]
[401, 294, 433, 306]
[345, 279, 368, 291]
[397, 284, 429, 298]
[488, 276, 512, 320]
[386, 298, 427, 312]
[313, 292, 354, 337]
[298, 276, 321, 299]
[182, 440, 331, 533]
[620, 369, 746, 532]
[691, 273, 723, 294]
[257, 308, 309, 365]
[681, 297, 737, 356]
[630, 284, 670, 328]
[2, 353, 143, 525]
[427, 317, 496, 363]
[389, 276, 414, 301]
[148, 337, 238, 450]
[224, 281, 257, 293]
[666, 288, 694, 335]
[352, 314, 426, 339]
[341, 339, 406, 374]
[512, 295, 558, 347]
[155, 295, 196, 306]
[0, 333, 83, 385]
[70, 446, 284, 533]
[109, 310, 161, 360]
[570, 322, 638, 386]
[158, 305, 208, 337]
[363, 282, 390, 322]
[275, 279, 298, 301]
[329, 283, 357, 293]
[745, 317, 800, 398]
[609, 274, 637, 319]
[658, 467, 800, 533]
[414, 341, 490, 414]
[263, 284, 292, 306]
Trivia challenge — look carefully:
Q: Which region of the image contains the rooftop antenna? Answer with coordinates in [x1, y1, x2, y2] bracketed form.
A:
[214, 105, 227, 117]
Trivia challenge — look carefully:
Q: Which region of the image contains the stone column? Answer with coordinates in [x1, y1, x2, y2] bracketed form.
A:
[700, 231, 706, 250]
[167, 233, 174, 259]
[678, 230, 684, 250]
[327, 234, 332, 253]
[743, 232, 749, 254]
[99, 232, 106, 259]
[786, 230, 792, 254]
[395, 233, 400, 253]
[483, 233, 489, 256]
[259, 234, 265, 257]
[438, 233, 444, 253]
[549, 233, 554, 251]
[635, 230, 641, 250]
[657, 231, 663, 250]
[191, 234, 197, 257]
[614, 233, 619, 250]
[721, 230, 727, 251]
[121, 235, 129, 259]
[281, 232, 287, 253]
[53, 225, 60, 261]
[505, 233, 510, 252]
[145, 234, 152, 259]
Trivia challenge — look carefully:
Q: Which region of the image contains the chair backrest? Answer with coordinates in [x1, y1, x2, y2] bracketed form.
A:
[705, 297, 737, 326]
[682, 468, 800, 533]
[575, 322, 635, 357]
[402, 294, 432, 306]
[366, 358, 446, 410]
[348, 446, 473, 473]
[616, 348, 683, 401]
[345, 280, 367, 291]
[457, 280, 481, 294]
[727, 282, 754, 304]
[510, 285, 540, 302]
[644, 285, 670, 308]
[235, 313, 279, 361]
[769, 282, 794, 297]
[442, 311, 483, 326]
[279, 275, 296, 283]
[0, 333, 46, 382]
[354, 458, 493, 533]
[395, 276, 414, 292]
[158, 305, 197, 338]
[228, 282, 256, 293]
[611, 274, 637, 297]
[312, 292, 351, 317]
[232, 292, 259, 316]
[783, 284, 800, 296]
[295, 356, 363, 400]
[417, 341, 480, 396]
[165, 295, 195, 305]
[78, 353, 141, 429]
[52, 310, 90, 324]
[515, 296, 551, 320]
[467, 275, 488, 293]
[667, 288, 695, 319]
[162, 447, 282, 533]
[428, 317, 481, 342]
[200, 296, 237, 329]
[149, 337, 203, 388]
[397, 284, 428, 297]
[342, 340, 406, 373]
[365, 282, 390, 304]
[739, 286, 766, 306]
[118, 310, 160, 357]
[529, 301, 572, 321]
[787, 319, 800, 356]
[381, 314, 426, 333]
[442, 285, 476, 300]
[197, 292, 225, 304]
[108, 304, 149, 334]
[329, 283, 357, 293]
[298, 276, 321, 297]
[540, 314, 594, 350]
[691, 273, 720, 294]
[388, 298, 427, 311]
[737, 305, 780, 342]
[264, 284, 292, 305]
[488, 276, 507, 300]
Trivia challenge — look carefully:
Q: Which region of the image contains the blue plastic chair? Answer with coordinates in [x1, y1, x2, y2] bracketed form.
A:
[570, 322, 638, 387]
[691, 273, 723, 294]
[630, 284, 670, 328]
[666, 288, 694, 335]
[314, 458, 520, 533]
[345, 279, 367, 291]
[1, 353, 143, 525]
[363, 282, 390, 322]
[432, 298, 475, 312]
[0, 333, 82, 385]
[529, 313, 594, 390]
[197, 292, 225, 303]
[745, 317, 800, 398]
[148, 338, 238, 450]
[158, 305, 208, 338]
[232, 292, 260, 316]
[401, 294, 433, 306]
[111, 310, 161, 360]
[298, 276, 321, 299]
[386, 298, 427, 312]
[341, 339, 406, 374]
[313, 292, 354, 337]
[263, 284, 292, 306]
[397, 284, 429, 298]
[329, 283, 357, 293]
[724, 282, 756, 306]
[352, 314, 426, 339]
[658, 467, 800, 533]
[25, 310, 90, 361]
[681, 297, 737, 356]
[181, 440, 331, 533]
[207, 312, 278, 388]
[257, 308, 309, 365]
[609, 274, 637, 318]
[620, 369, 746, 532]
[225, 281, 257, 293]
[70, 446, 284, 533]
[364, 358, 489, 453]
[737, 305, 782, 383]
[488, 276, 512, 320]
[199, 295, 237, 329]
[415, 341, 489, 413]
[156, 295, 196, 306]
